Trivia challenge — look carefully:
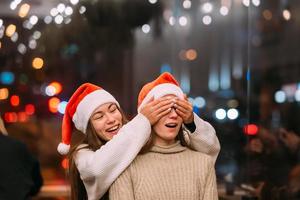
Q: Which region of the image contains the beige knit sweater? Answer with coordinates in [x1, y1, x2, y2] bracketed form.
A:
[109, 141, 218, 200]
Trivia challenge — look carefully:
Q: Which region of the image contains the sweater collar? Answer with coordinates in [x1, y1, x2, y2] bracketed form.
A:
[150, 141, 187, 154]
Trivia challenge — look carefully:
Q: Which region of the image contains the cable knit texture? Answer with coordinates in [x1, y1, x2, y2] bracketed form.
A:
[109, 141, 219, 200]
[74, 114, 151, 200]
[186, 113, 221, 162]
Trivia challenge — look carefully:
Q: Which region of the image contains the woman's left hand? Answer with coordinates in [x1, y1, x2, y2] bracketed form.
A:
[174, 95, 194, 124]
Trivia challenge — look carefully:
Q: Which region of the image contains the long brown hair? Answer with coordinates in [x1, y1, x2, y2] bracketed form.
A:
[67, 106, 128, 200]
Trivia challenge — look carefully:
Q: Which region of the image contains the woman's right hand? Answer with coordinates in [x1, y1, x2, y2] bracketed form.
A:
[140, 96, 174, 125]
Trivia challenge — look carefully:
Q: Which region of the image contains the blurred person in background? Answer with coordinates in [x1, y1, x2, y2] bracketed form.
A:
[109, 73, 218, 200]
[58, 80, 220, 200]
[238, 127, 300, 200]
[287, 164, 300, 200]
[0, 116, 43, 200]
[278, 128, 300, 163]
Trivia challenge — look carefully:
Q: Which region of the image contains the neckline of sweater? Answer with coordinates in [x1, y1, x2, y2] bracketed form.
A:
[150, 141, 187, 154]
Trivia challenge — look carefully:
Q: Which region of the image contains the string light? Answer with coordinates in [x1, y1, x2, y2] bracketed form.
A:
[0, 88, 9, 100]
[186, 49, 197, 60]
[252, 0, 260, 7]
[202, 15, 212, 25]
[283, 9, 291, 21]
[48, 97, 60, 113]
[32, 57, 44, 69]
[70, 0, 79, 5]
[148, 0, 157, 4]
[10, 95, 20, 106]
[18, 3, 30, 18]
[29, 15, 38, 25]
[244, 124, 258, 135]
[220, 6, 229, 16]
[169, 16, 175, 26]
[5, 24, 16, 37]
[242, 0, 250, 7]
[263, 9, 272, 20]
[183, 0, 191, 9]
[142, 24, 150, 33]
[179, 16, 188, 26]
[17, 43, 27, 54]
[25, 104, 35, 115]
[79, 6, 86, 14]
[202, 2, 213, 13]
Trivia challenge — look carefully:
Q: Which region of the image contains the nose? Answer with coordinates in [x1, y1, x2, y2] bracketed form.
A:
[106, 113, 115, 124]
[169, 107, 178, 119]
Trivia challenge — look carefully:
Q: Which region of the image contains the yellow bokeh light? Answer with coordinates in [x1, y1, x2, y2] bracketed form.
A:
[48, 97, 60, 113]
[186, 49, 197, 61]
[263, 9, 272, 21]
[5, 24, 16, 37]
[0, 41, 2, 49]
[0, 88, 9, 100]
[19, 4, 30, 18]
[50, 82, 63, 95]
[32, 57, 44, 69]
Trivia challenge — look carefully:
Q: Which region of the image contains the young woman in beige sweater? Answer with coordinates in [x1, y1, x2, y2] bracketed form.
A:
[109, 73, 219, 200]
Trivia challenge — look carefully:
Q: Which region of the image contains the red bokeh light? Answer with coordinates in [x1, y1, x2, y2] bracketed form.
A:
[10, 95, 20, 106]
[244, 124, 259, 135]
[25, 104, 35, 115]
[61, 158, 69, 169]
[4, 112, 18, 123]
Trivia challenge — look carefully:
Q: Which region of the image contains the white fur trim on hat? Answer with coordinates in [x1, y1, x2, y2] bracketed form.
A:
[138, 83, 184, 112]
[57, 142, 70, 155]
[72, 90, 120, 134]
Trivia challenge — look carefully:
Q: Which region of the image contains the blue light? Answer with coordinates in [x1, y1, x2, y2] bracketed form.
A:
[246, 69, 250, 81]
[193, 106, 200, 115]
[220, 64, 231, 90]
[180, 75, 190, 94]
[194, 96, 206, 108]
[0, 71, 15, 85]
[274, 90, 286, 103]
[160, 64, 172, 73]
[58, 101, 68, 114]
[208, 68, 219, 91]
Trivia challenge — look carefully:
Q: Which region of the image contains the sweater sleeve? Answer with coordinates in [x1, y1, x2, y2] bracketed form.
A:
[184, 113, 220, 163]
[202, 159, 219, 200]
[109, 167, 134, 200]
[74, 113, 150, 198]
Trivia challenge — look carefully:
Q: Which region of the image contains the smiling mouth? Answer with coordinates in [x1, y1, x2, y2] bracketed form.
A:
[106, 125, 120, 133]
[165, 123, 178, 128]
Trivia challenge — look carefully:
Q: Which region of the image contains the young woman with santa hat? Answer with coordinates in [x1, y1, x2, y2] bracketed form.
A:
[109, 72, 219, 200]
[57, 76, 219, 200]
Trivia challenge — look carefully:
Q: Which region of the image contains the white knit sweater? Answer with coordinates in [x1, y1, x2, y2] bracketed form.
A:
[74, 113, 220, 200]
[74, 114, 151, 200]
[186, 113, 220, 162]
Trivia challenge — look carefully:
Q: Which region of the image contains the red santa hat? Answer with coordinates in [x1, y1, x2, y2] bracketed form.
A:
[57, 83, 120, 155]
[137, 72, 184, 112]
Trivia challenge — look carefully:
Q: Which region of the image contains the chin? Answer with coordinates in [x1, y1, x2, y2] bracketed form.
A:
[162, 133, 178, 140]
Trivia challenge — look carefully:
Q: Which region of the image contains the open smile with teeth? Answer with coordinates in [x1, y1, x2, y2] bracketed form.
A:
[165, 123, 178, 128]
[106, 125, 120, 133]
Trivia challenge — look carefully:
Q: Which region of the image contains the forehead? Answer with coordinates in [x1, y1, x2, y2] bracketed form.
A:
[92, 103, 115, 114]
[161, 94, 177, 98]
